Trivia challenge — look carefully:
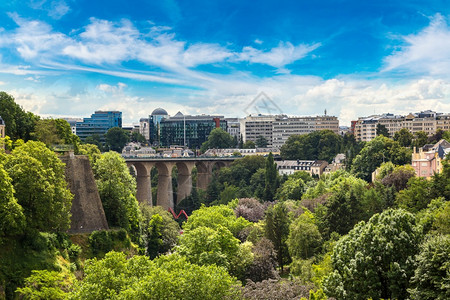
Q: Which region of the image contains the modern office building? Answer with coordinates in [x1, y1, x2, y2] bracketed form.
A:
[75, 111, 122, 142]
[241, 114, 339, 148]
[149, 108, 169, 145]
[0, 115, 5, 138]
[240, 115, 277, 146]
[159, 112, 226, 148]
[353, 110, 450, 142]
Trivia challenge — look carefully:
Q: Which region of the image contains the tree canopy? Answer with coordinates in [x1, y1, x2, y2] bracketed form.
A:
[68, 251, 240, 299]
[201, 128, 234, 152]
[351, 135, 411, 182]
[105, 127, 130, 152]
[4, 141, 73, 232]
[93, 151, 141, 240]
[0, 91, 38, 141]
[324, 209, 422, 300]
[281, 130, 342, 162]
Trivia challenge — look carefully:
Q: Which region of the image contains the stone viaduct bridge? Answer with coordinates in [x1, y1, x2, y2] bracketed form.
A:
[124, 157, 237, 209]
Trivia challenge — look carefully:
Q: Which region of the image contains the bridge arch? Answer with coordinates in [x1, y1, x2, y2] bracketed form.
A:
[127, 161, 153, 205]
[125, 157, 238, 209]
[175, 161, 195, 205]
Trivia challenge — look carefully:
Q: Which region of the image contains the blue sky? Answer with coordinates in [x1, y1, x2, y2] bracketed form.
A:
[0, 0, 449, 125]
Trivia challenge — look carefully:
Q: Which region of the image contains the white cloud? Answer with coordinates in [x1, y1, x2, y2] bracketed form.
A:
[48, 1, 70, 19]
[63, 18, 138, 64]
[2, 13, 70, 59]
[97, 82, 127, 94]
[383, 13, 450, 76]
[238, 42, 321, 68]
[29, 0, 70, 19]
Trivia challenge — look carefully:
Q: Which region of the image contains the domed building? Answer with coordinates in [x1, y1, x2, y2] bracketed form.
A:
[149, 108, 169, 146]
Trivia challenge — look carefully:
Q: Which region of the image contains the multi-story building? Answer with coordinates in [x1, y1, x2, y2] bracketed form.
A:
[225, 118, 240, 140]
[276, 160, 328, 177]
[272, 115, 339, 148]
[411, 139, 450, 178]
[139, 118, 150, 141]
[75, 111, 122, 142]
[149, 108, 169, 145]
[354, 110, 450, 142]
[159, 112, 227, 149]
[0, 115, 5, 138]
[240, 115, 277, 146]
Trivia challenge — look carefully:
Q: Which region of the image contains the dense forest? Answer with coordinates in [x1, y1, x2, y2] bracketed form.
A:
[1, 91, 450, 299]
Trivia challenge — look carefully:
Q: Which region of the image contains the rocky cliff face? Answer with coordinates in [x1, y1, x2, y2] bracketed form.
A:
[61, 154, 109, 233]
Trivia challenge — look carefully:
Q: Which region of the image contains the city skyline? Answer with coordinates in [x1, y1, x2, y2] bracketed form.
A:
[0, 1, 449, 125]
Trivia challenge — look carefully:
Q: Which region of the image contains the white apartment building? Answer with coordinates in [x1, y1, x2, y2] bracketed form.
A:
[272, 115, 339, 148]
[354, 111, 450, 142]
[240, 115, 276, 146]
[240, 114, 339, 148]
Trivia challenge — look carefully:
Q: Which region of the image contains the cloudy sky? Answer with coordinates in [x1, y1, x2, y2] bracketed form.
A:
[0, 0, 449, 125]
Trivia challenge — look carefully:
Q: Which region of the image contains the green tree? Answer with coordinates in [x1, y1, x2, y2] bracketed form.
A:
[413, 131, 429, 148]
[394, 128, 414, 147]
[255, 135, 268, 148]
[140, 205, 180, 258]
[322, 175, 367, 236]
[201, 128, 233, 152]
[409, 234, 450, 300]
[217, 183, 240, 205]
[351, 135, 411, 182]
[84, 134, 104, 151]
[78, 143, 101, 165]
[264, 153, 278, 202]
[0, 162, 25, 237]
[33, 118, 80, 152]
[94, 151, 141, 240]
[324, 209, 422, 300]
[396, 177, 433, 213]
[16, 270, 74, 300]
[5, 141, 73, 232]
[281, 130, 342, 162]
[183, 204, 251, 237]
[265, 202, 291, 270]
[105, 127, 129, 152]
[0, 91, 38, 141]
[243, 140, 256, 149]
[376, 123, 389, 137]
[177, 225, 241, 270]
[68, 251, 240, 299]
[277, 176, 307, 201]
[287, 212, 322, 260]
[250, 168, 266, 199]
[130, 131, 146, 143]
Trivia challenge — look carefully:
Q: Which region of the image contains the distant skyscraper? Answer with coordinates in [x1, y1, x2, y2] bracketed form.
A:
[75, 111, 122, 142]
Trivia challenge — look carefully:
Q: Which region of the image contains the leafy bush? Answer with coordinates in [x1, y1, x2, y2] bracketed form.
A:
[88, 230, 113, 256]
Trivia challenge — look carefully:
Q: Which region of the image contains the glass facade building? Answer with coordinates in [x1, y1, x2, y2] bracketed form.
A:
[159, 112, 227, 148]
[75, 111, 122, 142]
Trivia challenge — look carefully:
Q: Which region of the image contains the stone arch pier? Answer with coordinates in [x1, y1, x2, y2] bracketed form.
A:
[126, 157, 235, 209]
